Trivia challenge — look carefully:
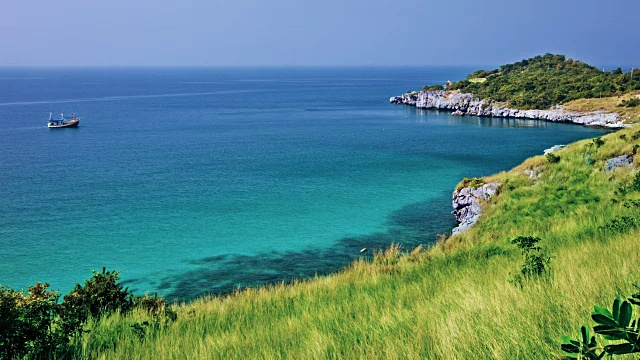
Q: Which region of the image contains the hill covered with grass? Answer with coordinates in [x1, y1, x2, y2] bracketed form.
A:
[446, 54, 640, 110]
[60, 126, 640, 359]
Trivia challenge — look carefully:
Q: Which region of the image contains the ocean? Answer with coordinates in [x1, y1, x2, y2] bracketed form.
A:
[0, 67, 608, 301]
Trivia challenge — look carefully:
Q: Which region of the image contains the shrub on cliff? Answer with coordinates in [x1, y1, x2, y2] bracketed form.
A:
[456, 177, 485, 191]
[0, 283, 63, 359]
[0, 269, 172, 359]
[510, 236, 551, 286]
[546, 153, 561, 163]
[59, 268, 134, 336]
[618, 98, 640, 107]
[423, 84, 444, 91]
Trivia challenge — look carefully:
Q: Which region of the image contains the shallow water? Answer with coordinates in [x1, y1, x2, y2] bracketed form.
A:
[0, 67, 608, 300]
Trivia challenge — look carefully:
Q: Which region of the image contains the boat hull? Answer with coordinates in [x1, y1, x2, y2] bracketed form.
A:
[48, 119, 79, 128]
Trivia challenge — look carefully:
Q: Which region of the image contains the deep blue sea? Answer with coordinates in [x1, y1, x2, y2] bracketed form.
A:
[0, 67, 608, 301]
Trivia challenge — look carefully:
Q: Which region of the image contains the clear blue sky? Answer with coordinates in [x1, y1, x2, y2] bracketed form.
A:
[1, 0, 638, 67]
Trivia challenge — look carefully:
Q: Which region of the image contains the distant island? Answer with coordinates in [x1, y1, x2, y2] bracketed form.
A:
[391, 54, 640, 127]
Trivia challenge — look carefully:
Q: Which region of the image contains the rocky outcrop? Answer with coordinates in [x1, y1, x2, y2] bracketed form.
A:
[544, 145, 566, 154]
[605, 154, 634, 172]
[389, 92, 418, 106]
[452, 182, 501, 235]
[524, 166, 543, 179]
[390, 90, 626, 128]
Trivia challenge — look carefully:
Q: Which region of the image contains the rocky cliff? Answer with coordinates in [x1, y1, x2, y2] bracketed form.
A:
[451, 182, 501, 235]
[390, 90, 626, 128]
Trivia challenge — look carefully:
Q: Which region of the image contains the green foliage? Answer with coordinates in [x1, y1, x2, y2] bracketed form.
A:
[0, 283, 62, 359]
[457, 177, 485, 190]
[601, 215, 639, 233]
[59, 267, 134, 337]
[562, 292, 640, 359]
[632, 144, 639, 155]
[592, 137, 605, 148]
[618, 98, 640, 107]
[422, 84, 444, 91]
[133, 293, 177, 323]
[631, 131, 640, 141]
[510, 236, 551, 286]
[623, 199, 640, 209]
[0, 269, 173, 359]
[632, 172, 640, 192]
[546, 153, 561, 163]
[619, 172, 640, 196]
[448, 53, 640, 109]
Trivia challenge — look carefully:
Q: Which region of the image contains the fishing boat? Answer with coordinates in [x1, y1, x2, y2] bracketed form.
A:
[48, 112, 80, 128]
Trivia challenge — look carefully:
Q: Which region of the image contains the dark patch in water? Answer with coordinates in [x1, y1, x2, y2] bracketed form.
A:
[144, 191, 456, 302]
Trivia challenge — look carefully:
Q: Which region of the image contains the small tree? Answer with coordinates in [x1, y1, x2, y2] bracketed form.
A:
[511, 236, 551, 286]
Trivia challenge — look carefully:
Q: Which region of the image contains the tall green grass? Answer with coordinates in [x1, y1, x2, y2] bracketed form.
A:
[71, 126, 640, 359]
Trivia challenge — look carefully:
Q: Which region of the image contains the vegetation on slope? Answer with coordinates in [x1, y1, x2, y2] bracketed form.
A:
[564, 91, 640, 124]
[29, 126, 635, 359]
[448, 54, 640, 110]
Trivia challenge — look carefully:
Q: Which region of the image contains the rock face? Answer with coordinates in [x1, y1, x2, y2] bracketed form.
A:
[390, 90, 626, 128]
[544, 145, 566, 155]
[524, 166, 543, 179]
[452, 182, 501, 235]
[605, 154, 634, 172]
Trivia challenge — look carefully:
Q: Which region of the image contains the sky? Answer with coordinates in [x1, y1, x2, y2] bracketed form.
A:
[1, 0, 638, 67]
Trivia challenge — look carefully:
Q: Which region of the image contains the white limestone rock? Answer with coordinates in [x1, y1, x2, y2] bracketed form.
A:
[451, 182, 501, 235]
[605, 154, 634, 172]
[391, 90, 627, 128]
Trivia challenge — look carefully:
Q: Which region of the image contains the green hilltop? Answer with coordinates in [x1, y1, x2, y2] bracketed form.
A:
[442, 53, 640, 109]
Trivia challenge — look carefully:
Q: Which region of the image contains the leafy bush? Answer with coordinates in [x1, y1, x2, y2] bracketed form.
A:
[510, 236, 551, 286]
[632, 172, 640, 192]
[422, 84, 444, 91]
[600, 215, 639, 233]
[623, 199, 640, 209]
[592, 137, 605, 148]
[562, 290, 640, 359]
[546, 153, 561, 163]
[618, 98, 640, 107]
[631, 131, 640, 141]
[0, 283, 62, 359]
[59, 268, 134, 337]
[614, 172, 640, 198]
[456, 177, 485, 190]
[134, 293, 177, 322]
[0, 269, 173, 359]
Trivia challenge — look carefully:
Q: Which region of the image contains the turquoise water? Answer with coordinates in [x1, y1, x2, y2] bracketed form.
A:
[0, 68, 607, 300]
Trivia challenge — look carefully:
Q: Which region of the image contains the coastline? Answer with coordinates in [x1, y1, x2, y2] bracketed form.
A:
[390, 90, 627, 128]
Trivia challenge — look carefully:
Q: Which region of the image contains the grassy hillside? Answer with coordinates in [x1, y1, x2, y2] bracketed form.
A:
[564, 91, 640, 124]
[448, 54, 640, 110]
[65, 126, 640, 359]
